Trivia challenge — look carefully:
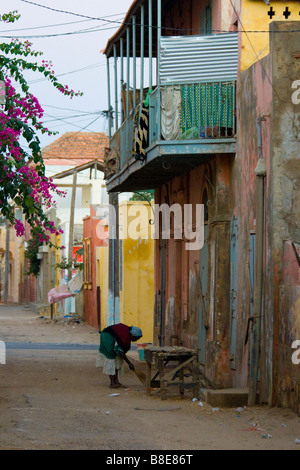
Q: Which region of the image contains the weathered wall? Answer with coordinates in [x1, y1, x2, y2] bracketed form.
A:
[236, 22, 300, 413]
[235, 53, 272, 393]
[163, 0, 236, 36]
[270, 22, 300, 413]
[154, 156, 233, 388]
[241, 1, 300, 72]
[119, 201, 155, 344]
[83, 213, 108, 329]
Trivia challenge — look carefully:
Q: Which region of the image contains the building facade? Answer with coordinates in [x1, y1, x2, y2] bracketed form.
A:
[102, 0, 300, 413]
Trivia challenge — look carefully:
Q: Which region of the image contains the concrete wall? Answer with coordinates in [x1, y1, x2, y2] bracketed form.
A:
[269, 22, 300, 413]
[236, 22, 300, 413]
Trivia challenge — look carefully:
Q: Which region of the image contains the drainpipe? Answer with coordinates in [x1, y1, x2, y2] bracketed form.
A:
[248, 117, 267, 406]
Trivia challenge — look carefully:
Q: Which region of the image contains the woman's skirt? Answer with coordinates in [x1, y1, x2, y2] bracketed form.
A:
[96, 352, 124, 377]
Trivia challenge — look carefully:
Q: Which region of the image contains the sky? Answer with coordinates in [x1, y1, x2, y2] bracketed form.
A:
[1, 0, 134, 148]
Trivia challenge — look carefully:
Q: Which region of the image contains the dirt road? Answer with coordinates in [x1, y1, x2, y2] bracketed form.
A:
[0, 305, 299, 451]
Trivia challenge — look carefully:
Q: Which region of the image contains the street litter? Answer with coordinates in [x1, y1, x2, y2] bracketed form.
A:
[198, 401, 204, 407]
[261, 434, 272, 439]
[109, 393, 120, 397]
[295, 439, 300, 445]
[242, 423, 264, 432]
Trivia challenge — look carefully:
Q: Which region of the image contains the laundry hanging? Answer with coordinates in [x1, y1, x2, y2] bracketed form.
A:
[180, 82, 235, 138]
[132, 105, 149, 161]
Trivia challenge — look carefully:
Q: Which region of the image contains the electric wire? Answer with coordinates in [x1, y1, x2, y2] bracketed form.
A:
[0, 11, 126, 33]
[18, 0, 300, 34]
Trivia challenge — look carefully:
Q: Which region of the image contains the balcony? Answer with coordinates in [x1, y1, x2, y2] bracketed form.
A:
[103, 1, 238, 192]
[105, 79, 236, 192]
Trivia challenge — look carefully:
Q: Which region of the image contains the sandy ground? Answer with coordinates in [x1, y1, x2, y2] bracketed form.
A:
[0, 305, 300, 451]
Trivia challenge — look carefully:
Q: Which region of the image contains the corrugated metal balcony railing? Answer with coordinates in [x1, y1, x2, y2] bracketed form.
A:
[114, 80, 236, 170]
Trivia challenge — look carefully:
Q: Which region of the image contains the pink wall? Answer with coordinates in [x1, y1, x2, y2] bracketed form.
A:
[83, 208, 108, 329]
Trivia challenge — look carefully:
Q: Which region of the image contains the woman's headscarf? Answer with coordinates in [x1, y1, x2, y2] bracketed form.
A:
[130, 326, 143, 339]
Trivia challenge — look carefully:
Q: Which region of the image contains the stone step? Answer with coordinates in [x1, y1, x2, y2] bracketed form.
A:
[203, 388, 259, 407]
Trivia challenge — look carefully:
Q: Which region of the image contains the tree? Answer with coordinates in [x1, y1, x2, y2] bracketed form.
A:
[0, 10, 83, 247]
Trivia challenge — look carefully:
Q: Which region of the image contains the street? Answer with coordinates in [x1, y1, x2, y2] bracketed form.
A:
[0, 305, 299, 451]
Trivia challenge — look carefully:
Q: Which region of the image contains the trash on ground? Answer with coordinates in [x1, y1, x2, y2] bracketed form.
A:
[135, 407, 181, 412]
[261, 433, 272, 439]
[109, 393, 120, 397]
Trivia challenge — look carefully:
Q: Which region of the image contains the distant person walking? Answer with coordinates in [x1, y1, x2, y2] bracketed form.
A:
[96, 323, 142, 388]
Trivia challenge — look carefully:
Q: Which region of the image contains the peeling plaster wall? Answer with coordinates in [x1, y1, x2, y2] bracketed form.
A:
[154, 157, 233, 388]
[270, 22, 300, 413]
[236, 22, 300, 413]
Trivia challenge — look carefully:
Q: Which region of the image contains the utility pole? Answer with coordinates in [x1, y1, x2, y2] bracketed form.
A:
[3, 219, 10, 303]
[68, 170, 77, 281]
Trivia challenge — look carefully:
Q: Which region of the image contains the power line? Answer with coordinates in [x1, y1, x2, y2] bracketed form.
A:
[0, 22, 126, 39]
[0, 11, 126, 33]
[18, 0, 300, 34]
[14, 61, 106, 88]
[41, 114, 106, 158]
[242, 1, 300, 71]
[41, 103, 102, 114]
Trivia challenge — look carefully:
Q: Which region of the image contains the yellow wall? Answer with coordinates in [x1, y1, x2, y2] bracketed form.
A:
[119, 201, 154, 343]
[97, 245, 109, 330]
[97, 201, 155, 343]
[241, 1, 300, 71]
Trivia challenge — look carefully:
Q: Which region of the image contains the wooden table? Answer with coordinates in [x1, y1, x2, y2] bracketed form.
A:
[144, 346, 200, 400]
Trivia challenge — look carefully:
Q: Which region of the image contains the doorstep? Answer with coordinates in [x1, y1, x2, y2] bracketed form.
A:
[203, 388, 260, 407]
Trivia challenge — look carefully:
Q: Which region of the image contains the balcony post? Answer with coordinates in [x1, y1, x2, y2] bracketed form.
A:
[114, 43, 118, 131]
[126, 27, 130, 118]
[148, 0, 153, 90]
[120, 37, 124, 123]
[140, 4, 145, 105]
[132, 15, 136, 109]
[157, 0, 161, 139]
[106, 57, 112, 139]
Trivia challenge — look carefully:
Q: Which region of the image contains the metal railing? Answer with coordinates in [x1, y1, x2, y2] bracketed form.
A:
[149, 81, 236, 145]
[112, 80, 236, 170]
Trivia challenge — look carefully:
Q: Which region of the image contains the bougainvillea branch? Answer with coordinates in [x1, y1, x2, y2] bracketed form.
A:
[0, 10, 83, 248]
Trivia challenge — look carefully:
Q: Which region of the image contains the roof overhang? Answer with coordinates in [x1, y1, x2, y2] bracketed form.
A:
[103, 0, 158, 59]
[51, 159, 106, 179]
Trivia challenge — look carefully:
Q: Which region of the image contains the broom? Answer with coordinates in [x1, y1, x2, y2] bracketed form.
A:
[130, 357, 146, 385]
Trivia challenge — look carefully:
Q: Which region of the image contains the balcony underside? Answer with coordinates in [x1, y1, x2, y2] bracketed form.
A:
[105, 139, 236, 193]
